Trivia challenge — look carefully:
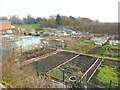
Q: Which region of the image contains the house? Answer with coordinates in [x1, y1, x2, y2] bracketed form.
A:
[0, 21, 16, 35]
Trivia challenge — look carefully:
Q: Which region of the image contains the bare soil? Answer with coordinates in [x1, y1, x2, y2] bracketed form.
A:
[87, 47, 100, 54]
[60, 55, 97, 74]
[29, 52, 97, 74]
[30, 51, 77, 72]
[22, 48, 55, 60]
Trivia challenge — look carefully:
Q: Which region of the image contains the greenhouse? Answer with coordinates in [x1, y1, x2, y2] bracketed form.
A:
[51, 28, 76, 35]
[12, 36, 45, 52]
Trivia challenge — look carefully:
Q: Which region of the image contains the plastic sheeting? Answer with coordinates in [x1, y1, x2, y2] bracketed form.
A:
[96, 37, 104, 41]
[51, 28, 76, 35]
[12, 36, 44, 52]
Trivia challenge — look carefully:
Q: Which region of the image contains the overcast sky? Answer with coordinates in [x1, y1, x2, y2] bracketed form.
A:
[0, 0, 119, 22]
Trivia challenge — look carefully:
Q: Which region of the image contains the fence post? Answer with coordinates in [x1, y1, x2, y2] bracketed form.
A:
[63, 69, 65, 84]
[109, 80, 112, 90]
[35, 61, 39, 77]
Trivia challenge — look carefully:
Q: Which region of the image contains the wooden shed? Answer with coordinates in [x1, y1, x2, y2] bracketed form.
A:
[0, 21, 16, 34]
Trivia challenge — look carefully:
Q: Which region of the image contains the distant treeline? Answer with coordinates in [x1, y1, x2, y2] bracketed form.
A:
[0, 14, 118, 35]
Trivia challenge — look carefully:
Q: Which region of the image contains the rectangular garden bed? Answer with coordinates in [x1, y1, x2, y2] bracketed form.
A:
[89, 60, 120, 88]
[49, 54, 97, 82]
[30, 51, 77, 72]
[87, 47, 119, 59]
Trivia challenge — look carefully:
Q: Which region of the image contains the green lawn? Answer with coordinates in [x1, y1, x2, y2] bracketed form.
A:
[97, 65, 119, 87]
[15, 24, 40, 29]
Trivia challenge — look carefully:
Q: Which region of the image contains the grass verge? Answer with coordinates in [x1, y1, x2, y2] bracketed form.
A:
[64, 50, 120, 61]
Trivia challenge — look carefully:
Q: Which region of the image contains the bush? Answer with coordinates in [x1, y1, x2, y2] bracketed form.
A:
[2, 41, 52, 88]
[35, 28, 43, 31]
[35, 34, 40, 36]
[24, 32, 26, 35]
[28, 33, 32, 35]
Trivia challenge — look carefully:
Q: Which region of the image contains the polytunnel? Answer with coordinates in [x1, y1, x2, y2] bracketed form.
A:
[12, 36, 45, 52]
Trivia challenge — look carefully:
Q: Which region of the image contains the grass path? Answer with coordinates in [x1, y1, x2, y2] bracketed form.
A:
[64, 50, 119, 61]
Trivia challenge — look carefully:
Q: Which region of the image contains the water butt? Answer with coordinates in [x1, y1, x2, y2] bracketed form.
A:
[69, 76, 77, 85]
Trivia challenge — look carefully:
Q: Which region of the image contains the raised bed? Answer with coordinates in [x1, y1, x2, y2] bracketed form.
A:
[87, 47, 100, 54]
[89, 60, 120, 88]
[60, 55, 97, 73]
[30, 51, 77, 72]
[87, 47, 118, 54]
[87, 47, 119, 58]
[22, 48, 56, 60]
[49, 54, 97, 82]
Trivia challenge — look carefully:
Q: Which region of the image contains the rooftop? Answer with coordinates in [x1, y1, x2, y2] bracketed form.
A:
[0, 21, 11, 30]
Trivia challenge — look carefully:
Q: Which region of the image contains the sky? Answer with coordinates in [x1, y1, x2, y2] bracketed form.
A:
[0, 0, 119, 22]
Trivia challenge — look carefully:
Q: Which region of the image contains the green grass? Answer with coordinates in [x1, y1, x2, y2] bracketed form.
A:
[49, 68, 69, 82]
[97, 65, 119, 87]
[49, 65, 82, 82]
[82, 53, 120, 61]
[15, 24, 40, 29]
[107, 45, 119, 50]
[64, 49, 120, 61]
[64, 49, 80, 54]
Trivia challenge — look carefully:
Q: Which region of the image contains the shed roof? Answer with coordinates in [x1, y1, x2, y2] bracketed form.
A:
[0, 21, 11, 30]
